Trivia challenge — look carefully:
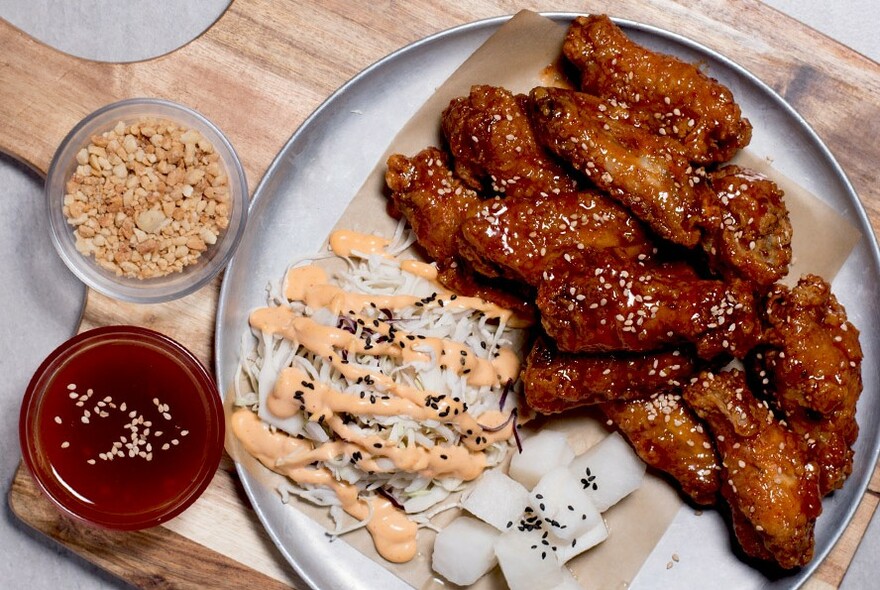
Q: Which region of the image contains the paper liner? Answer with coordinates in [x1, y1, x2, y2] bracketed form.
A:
[233, 9, 860, 589]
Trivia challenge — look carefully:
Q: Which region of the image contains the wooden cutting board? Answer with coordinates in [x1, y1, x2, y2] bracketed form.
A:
[4, 0, 880, 588]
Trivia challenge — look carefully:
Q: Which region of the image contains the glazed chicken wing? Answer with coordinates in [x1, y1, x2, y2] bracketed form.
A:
[522, 336, 697, 412]
[683, 369, 822, 569]
[750, 274, 863, 495]
[436, 263, 537, 322]
[528, 86, 704, 247]
[385, 147, 535, 319]
[536, 249, 760, 359]
[601, 392, 720, 506]
[442, 85, 578, 199]
[458, 190, 655, 285]
[386, 146, 481, 267]
[699, 165, 792, 289]
[562, 14, 752, 164]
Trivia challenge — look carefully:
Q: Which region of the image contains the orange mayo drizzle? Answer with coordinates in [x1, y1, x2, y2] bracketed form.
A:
[250, 305, 520, 391]
[231, 410, 417, 562]
[323, 228, 532, 327]
[328, 229, 392, 258]
[268, 365, 510, 480]
[236, 228, 527, 563]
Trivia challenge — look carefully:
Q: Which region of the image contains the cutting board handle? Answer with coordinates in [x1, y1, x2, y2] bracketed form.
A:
[0, 0, 301, 195]
[0, 19, 127, 174]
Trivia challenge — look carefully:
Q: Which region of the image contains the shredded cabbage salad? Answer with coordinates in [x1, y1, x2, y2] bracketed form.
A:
[234, 224, 524, 533]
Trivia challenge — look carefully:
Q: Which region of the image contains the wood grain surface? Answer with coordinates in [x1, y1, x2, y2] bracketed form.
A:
[3, 0, 880, 588]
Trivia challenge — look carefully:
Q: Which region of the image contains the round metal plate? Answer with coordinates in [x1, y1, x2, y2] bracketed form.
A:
[216, 13, 880, 590]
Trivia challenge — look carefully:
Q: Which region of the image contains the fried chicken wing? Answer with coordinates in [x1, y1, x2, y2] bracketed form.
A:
[601, 392, 720, 506]
[436, 263, 537, 322]
[682, 369, 822, 569]
[750, 275, 863, 494]
[386, 147, 482, 266]
[536, 249, 760, 359]
[528, 86, 703, 247]
[385, 147, 536, 320]
[442, 85, 578, 199]
[699, 165, 792, 288]
[522, 336, 697, 413]
[458, 190, 655, 285]
[562, 14, 752, 164]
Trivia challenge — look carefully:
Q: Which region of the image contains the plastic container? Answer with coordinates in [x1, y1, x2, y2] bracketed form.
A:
[19, 326, 225, 530]
[45, 98, 248, 303]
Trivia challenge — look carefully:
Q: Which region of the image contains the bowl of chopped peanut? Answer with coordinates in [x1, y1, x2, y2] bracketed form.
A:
[46, 98, 248, 303]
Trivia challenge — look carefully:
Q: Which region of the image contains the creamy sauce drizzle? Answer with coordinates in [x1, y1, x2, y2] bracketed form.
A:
[232, 410, 418, 562]
[235, 229, 524, 563]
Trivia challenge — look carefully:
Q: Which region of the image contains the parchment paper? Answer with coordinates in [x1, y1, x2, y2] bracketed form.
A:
[231, 9, 860, 589]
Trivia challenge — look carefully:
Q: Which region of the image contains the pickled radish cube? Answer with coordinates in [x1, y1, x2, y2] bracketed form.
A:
[556, 518, 609, 564]
[495, 527, 565, 590]
[509, 430, 575, 489]
[461, 468, 530, 531]
[553, 567, 586, 590]
[432, 516, 499, 586]
[530, 467, 602, 541]
[568, 432, 646, 512]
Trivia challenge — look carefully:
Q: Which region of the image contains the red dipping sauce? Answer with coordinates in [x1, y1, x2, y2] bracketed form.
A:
[20, 326, 224, 530]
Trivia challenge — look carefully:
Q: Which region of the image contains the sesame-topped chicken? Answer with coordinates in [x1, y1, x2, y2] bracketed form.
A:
[562, 14, 753, 165]
[536, 248, 761, 359]
[385, 146, 536, 319]
[385, 146, 482, 267]
[682, 369, 822, 569]
[698, 165, 793, 289]
[441, 85, 578, 199]
[600, 392, 721, 506]
[381, 14, 862, 573]
[522, 336, 698, 412]
[749, 275, 863, 495]
[458, 189, 655, 285]
[528, 85, 705, 247]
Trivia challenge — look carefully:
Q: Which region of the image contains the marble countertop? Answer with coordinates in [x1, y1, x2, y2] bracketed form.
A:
[1, 1, 877, 588]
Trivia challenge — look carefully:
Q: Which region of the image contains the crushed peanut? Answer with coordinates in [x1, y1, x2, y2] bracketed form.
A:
[62, 118, 230, 279]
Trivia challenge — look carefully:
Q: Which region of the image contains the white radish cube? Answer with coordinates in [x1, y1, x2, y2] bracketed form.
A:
[556, 518, 609, 564]
[509, 430, 575, 489]
[432, 516, 499, 586]
[461, 468, 529, 531]
[495, 527, 565, 590]
[552, 567, 585, 590]
[530, 467, 602, 541]
[568, 432, 646, 512]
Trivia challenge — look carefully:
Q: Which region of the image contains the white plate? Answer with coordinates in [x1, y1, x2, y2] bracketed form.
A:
[215, 13, 880, 590]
